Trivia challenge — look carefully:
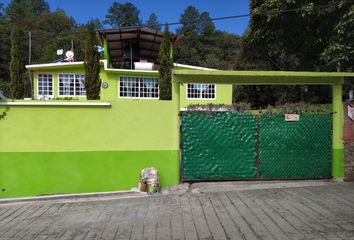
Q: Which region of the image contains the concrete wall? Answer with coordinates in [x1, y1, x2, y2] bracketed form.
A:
[0, 73, 180, 197]
[179, 83, 233, 108]
[344, 142, 354, 181]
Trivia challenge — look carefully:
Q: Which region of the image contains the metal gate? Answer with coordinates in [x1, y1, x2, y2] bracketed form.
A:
[259, 113, 332, 179]
[181, 112, 257, 181]
[181, 111, 332, 181]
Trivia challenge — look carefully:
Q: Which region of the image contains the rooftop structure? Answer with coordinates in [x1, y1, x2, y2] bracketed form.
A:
[97, 27, 176, 70]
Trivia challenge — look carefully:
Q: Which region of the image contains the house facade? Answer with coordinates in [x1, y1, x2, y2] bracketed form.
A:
[0, 27, 352, 199]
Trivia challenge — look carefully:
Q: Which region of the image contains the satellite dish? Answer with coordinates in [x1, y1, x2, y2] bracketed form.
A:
[57, 49, 63, 55]
[65, 51, 74, 59]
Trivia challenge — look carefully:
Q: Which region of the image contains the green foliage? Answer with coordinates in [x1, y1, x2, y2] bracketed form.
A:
[174, 6, 238, 70]
[10, 26, 25, 99]
[104, 1, 141, 27]
[321, 2, 354, 71]
[242, 0, 353, 72]
[0, 0, 85, 99]
[158, 24, 173, 100]
[84, 21, 101, 100]
[178, 6, 200, 35]
[145, 13, 161, 31]
[231, 0, 352, 107]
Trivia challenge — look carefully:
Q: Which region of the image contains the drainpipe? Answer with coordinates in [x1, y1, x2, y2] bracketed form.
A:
[332, 79, 345, 179]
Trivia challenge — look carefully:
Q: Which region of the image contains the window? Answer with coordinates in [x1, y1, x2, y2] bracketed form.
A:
[187, 83, 215, 99]
[58, 74, 86, 96]
[119, 76, 159, 99]
[37, 73, 53, 98]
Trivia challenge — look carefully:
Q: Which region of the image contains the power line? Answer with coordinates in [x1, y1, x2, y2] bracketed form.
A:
[0, 3, 339, 41]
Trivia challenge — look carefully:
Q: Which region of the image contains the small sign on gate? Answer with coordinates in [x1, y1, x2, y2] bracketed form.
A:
[285, 114, 300, 122]
[348, 104, 354, 121]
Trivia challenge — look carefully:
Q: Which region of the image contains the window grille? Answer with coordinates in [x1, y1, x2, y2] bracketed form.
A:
[59, 74, 86, 97]
[119, 76, 159, 99]
[187, 83, 215, 99]
[37, 73, 53, 98]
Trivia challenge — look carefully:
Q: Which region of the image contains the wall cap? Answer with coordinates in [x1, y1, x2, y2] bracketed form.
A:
[0, 101, 111, 107]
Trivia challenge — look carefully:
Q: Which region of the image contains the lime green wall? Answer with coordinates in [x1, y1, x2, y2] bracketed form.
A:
[0, 87, 180, 197]
[99, 68, 159, 101]
[33, 66, 85, 99]
[31, 66, 232, 106]
[0, 151, 179, 198]
[179, 83, 233, 108]
[0, 102, 178, 152]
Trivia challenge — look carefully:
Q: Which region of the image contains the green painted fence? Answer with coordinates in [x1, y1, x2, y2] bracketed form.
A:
[181, 112, 257, 181]
[259, 113, 332, 179]
[181, 112, 332, 181]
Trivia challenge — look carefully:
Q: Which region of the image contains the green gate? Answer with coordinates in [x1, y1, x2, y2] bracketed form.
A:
[259, 113, 332, 179]
[181, 111, 332, 181]
[181, 112, 257, 181]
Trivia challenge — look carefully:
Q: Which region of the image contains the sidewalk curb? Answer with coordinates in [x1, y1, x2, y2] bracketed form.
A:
[0, 190, 146, 205]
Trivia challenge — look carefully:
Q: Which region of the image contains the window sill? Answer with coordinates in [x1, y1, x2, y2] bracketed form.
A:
[0, 101, 111, 107]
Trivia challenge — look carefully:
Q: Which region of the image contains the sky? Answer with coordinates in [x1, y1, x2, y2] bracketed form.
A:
[2, 0, 250, 35]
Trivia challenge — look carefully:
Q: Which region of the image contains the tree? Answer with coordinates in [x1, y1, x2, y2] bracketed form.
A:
[242, 0, 353, 72]
[104, 1, 141, 27]
[321, 1, 354, 72]
[10, 26, 25, 99]
[84, 21, 101, 100]
[145, 13, 161, 31]
[158, 24, 173, 100]
[174, 6, 240, 70]
[199, 12, 215, 36]
[178, 6, 200, 36]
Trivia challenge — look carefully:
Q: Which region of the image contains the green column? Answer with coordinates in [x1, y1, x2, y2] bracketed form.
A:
[103, 37, 110, 65]
[332, 79, 344, 178]
[172, 74, 181, 183]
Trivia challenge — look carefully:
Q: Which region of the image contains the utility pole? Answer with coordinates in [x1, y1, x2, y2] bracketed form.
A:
[28, 31, 31, 64]
[71, 39, 74, 61]
[28, 31, 33, 98]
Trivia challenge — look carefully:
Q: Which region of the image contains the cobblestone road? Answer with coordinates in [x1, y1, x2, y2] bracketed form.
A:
[0, 182, 354, 240]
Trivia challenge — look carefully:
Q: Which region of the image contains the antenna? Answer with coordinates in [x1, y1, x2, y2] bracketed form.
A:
[65, 50, 74, 62]
[57, 49, 64, 55]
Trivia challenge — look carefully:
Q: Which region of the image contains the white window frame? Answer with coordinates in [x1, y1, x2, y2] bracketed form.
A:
[58, 73, 86, 97]
[37, 72, 54, 99]
[118, 76, 159, 99]
[186, 83, 216, 100]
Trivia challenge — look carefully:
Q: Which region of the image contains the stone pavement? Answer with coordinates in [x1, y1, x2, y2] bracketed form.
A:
[0, 181, 354, 240]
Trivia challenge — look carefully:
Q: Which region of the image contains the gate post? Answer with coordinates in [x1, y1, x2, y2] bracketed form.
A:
[172, 74, 181, 183]
[332, 79, 344, 179]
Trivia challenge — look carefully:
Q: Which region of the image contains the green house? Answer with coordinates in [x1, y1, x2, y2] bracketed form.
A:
[0, 27, 353, 199]
[27, 27, 233, 108]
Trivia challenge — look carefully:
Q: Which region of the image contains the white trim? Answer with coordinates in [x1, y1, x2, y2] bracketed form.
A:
[26, 60, 215, 73]
[36, 72, 54, 99]
[26, 61, 84, 69]
[57, 73, 86, 97]
[186, 83, 217, 100]
[0, 102, 111, 106]
[118, 76, 159, 99]
[101, 60, 158, 73]
[26, 60, 158, 73]
[173, 63, 216, 71]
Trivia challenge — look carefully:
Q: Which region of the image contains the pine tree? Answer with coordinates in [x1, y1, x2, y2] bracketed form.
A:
[145, 13, 161, 31]
[158, 24, 173, 100]
[9, 26, 24, 99]
[84, 21, 101, 100]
